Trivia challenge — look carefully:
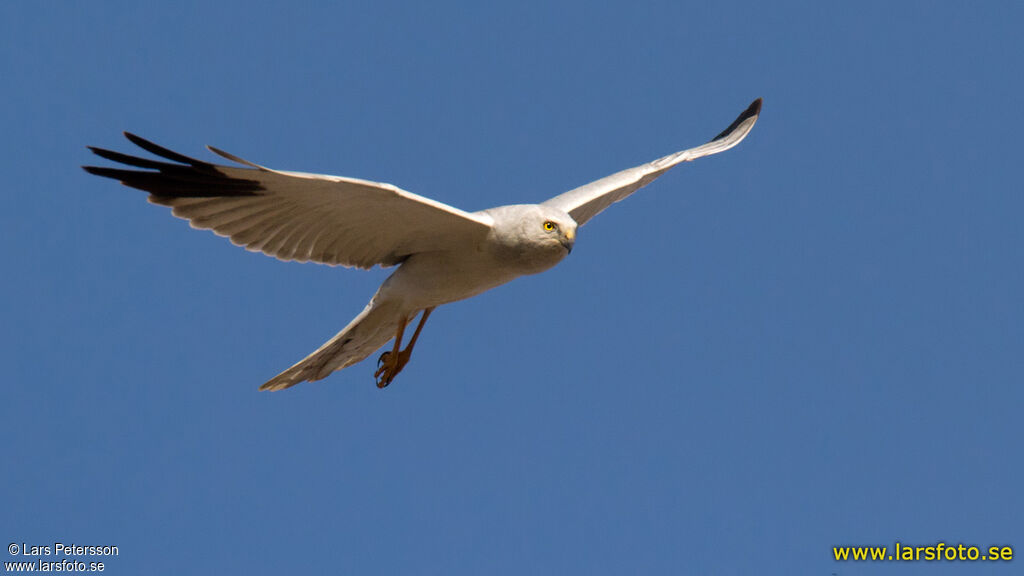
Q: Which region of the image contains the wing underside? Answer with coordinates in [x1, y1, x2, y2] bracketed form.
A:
[542, 98, 762, 226]
[84, 134, 493, 268]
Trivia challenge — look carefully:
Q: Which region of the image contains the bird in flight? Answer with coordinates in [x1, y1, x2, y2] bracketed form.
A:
[84, 98, 761, 391]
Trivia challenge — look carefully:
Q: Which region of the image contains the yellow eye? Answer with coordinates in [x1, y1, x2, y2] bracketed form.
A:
[543, 221, 556, 231]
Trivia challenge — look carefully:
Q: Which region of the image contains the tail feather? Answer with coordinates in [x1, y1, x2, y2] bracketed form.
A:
[260, 298, 404, 391]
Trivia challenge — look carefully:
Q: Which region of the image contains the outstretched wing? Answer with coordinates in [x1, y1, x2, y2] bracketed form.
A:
[542, 98, 762, 227]
[83, 133, 494, 269]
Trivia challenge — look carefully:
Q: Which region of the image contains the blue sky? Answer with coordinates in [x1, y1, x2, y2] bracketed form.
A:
[2, 1, 1021, 574]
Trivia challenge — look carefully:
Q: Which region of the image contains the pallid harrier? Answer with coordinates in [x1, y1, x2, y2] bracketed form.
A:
[84, 98, 761, 391]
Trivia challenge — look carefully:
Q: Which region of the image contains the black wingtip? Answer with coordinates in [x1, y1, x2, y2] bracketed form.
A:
[83, 134, 265, 197]
[711, 97, 763, 142]
[122, 131, 213, 167]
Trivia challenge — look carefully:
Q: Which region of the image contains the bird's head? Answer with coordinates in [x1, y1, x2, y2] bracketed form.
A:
[537, 209, 576, 255]
[483, 204, 578, 273]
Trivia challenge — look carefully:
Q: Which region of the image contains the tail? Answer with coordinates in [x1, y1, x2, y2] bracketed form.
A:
[259, 298, 405, 391]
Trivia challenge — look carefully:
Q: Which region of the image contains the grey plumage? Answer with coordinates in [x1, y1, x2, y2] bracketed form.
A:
[83, 98, 762, 390]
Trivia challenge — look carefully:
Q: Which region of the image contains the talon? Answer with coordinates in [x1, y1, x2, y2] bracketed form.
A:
[374, 350, 409, 388]
[375, 350, 400, 388]
[374, 361, 390, 388]
[373, 308, 435, 390]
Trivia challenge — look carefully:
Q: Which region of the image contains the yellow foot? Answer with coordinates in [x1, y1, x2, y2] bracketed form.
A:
[375, 350, 411, 388]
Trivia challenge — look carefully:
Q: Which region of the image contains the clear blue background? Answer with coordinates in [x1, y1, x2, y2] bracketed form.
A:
[3, 1, 1021, 574]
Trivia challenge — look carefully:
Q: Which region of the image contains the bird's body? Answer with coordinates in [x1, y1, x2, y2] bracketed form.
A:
[84, 98, 761, 391]
[385, 204, 576, 310]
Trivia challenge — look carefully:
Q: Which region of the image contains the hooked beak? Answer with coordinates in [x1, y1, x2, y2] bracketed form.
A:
[561, 228, 576, 254]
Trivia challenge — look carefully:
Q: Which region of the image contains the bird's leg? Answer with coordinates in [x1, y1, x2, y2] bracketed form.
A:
[400, 307, 434, 364]
[375, 315, 407, 388]
[374, 307, 435, 388]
